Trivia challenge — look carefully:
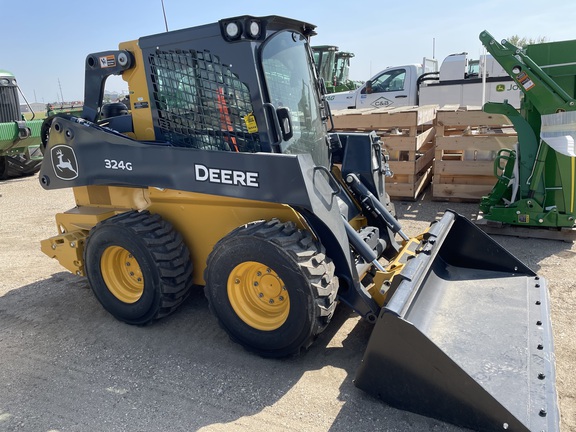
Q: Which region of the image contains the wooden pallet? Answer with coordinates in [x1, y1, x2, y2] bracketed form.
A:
[332, 105, 437, 200]
[432, 105, 517, 202]
[331, 105, 437, 130]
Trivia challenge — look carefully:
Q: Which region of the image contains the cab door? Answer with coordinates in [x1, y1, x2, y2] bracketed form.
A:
[357, 67, 413, 109]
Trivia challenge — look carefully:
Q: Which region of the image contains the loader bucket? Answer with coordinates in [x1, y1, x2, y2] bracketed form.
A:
[355, 211, 559, 432]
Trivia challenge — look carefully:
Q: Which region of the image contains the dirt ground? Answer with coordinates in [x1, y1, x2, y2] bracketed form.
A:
[0, 174, 574, 432]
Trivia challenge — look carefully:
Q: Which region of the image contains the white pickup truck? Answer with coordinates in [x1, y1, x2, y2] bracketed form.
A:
[325, 53, 521, 110]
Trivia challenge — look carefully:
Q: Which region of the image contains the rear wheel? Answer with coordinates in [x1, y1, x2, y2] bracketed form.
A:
[84, 210, 193, 325]
[204, 219, 338, 358]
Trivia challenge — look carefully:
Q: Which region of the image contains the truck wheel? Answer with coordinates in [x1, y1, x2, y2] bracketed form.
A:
[204, 219, 338, 358]
[84, 210, 193, 325]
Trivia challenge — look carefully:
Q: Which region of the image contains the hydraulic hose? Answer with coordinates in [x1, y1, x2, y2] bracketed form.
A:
[345, 173, 410, 241]
[342, 218, 386, 272]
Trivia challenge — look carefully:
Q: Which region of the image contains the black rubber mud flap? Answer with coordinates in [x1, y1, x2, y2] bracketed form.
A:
[355, 211, 559, 432]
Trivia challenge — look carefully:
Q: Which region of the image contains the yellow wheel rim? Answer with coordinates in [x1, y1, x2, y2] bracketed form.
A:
[101, 246, 144, 304]
[227, 261, 290, 331]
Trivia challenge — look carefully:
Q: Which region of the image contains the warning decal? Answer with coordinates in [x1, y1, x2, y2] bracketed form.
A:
[516, 72, 535, 91]
[244, 113, 258, 133]
[99, 55, 116, 68]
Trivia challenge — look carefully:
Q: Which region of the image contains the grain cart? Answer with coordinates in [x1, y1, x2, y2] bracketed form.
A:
[0, 70, 43, 179]
[38, 16, 558, 431]
[479, 31, 576, 232]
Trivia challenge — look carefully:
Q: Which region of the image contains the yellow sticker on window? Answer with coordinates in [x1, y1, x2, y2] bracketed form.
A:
[244, 113, 258, 133]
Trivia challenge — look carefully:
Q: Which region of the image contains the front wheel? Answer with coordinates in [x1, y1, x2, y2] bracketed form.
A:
[84, 210, 193, 325]
[204, 219, 338, 358]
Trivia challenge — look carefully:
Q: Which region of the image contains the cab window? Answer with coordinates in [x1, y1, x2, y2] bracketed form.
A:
[362, 69, 406, 94]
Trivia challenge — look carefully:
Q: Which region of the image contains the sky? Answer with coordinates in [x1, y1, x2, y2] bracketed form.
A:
[4, 0, 576, 104]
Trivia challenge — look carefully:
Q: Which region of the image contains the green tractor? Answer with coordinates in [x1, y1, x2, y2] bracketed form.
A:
[479, 32, 576, 233]
[0, 70, 43, 179]
[312, 45, 361, 93]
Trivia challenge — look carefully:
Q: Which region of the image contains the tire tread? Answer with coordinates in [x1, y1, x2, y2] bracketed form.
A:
[85, 210, 193, 324]
[205, 218, 338, 357]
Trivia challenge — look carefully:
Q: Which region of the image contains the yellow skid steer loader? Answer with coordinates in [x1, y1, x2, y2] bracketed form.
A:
[38, 16, 558, 431]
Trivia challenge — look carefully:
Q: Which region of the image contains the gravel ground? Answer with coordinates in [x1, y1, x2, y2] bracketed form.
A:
[0, 174, 574, 432]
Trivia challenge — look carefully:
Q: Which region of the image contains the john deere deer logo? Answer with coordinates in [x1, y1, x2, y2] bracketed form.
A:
[51, 145, 79, 180]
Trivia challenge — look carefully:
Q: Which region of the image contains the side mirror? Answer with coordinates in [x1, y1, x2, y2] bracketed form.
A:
[276, 107, 294, 141]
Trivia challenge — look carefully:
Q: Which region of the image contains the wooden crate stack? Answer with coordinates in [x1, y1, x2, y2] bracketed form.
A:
[433, 105, 518, 201]
[332, 105, 437, 200]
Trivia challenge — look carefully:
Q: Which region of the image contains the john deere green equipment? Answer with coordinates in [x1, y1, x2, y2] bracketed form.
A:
[38, 16, 558, 431]
[47, 102, 84, 117]
[0, 70, 43, 179]
[312, 45, 360, 93]
[479, 31, 576, 233]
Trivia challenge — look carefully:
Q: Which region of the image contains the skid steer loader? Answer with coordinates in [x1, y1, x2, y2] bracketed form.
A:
[38, 16, 558, 431]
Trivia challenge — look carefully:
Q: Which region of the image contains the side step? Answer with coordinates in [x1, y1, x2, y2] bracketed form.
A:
[355, 211, 559, 432]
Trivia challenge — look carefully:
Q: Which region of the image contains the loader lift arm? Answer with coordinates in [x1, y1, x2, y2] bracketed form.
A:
[479, 31, 576, 114]
[478, 31, 576, 229]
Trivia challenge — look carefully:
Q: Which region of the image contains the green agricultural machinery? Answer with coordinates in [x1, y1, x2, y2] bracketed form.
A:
[479, 31, 576, 232]
[46, 102, 84, 118]
[0, 70, 43, 179]
[312, 45, 361, 93]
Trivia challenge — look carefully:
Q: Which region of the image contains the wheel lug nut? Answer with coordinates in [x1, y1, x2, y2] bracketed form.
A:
[279, 296, 284, 301]
[254, 282, 259, 287]
[258, 293, 264, 298]
[269, 299, 274, 304]
[126, 262, 130, 266]
[137, 278, 142, 282]
[256, 271, 262, 277]
[235, 278, 240, 284]
[130, 272, 134, 276]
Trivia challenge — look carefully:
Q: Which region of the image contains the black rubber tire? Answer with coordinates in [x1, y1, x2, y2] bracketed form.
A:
[84, 210, 193, 325]
[0, 157, 8, 180]
[2, 154, 42, 178]
[204, 219, 338, 358]
[40, 114, 75, 155]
